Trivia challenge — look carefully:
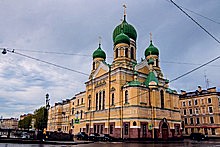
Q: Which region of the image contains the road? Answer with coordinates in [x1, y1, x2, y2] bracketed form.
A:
[0, 139, 220, 147]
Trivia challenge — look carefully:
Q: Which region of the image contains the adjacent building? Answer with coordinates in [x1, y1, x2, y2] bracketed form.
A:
[0, 118, 18, 129]
[180, 86, 220, 137]
[48, 8, 182, 140]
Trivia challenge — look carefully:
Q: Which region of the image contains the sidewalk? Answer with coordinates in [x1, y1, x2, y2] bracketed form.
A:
[0, 137, 93, 145]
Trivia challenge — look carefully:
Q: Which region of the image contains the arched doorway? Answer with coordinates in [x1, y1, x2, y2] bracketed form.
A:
[162, 123, 168, 140]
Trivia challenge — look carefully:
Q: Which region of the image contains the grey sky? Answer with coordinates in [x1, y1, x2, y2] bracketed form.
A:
[0, 0, 219, 118]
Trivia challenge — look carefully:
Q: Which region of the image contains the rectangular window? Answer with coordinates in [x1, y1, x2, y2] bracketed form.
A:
[94, 125, 96, 133]
[184, 118, 188, 124]
[81, 98, 83, 104]
[110, 125, 114, 134]
[202, 107, 206, 114]
[77, 99, 79, 105]
[189, 109, 193, 115]
[86, 124, 89, 133]
[196, 118, 200, 124]
[72, 108, 74, 115]
[188, 100, 191, 106]
[97, 125, 100, 134]
[190, 118, 194, 124]
[194, 99, 198, 105]
[210, 117, 214, 123]
[211, 128, 216, 135]
[101, 125, 104, 134]
[184, 109, 186, 115]
[208, 107, 213, 113]
[185, 128, 188, 135]
[112, 93, 114, 106]
[182, 101, 186, 107]
[195, 108, 199, 115]
[124, 123, 129, 135]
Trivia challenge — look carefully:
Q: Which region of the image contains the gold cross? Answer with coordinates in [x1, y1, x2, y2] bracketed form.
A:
[150, 32, 152, 41]
[123, 4, 127, 16]
[98, 36, 102, 46]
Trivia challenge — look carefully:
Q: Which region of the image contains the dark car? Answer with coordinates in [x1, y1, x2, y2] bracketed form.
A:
[99, 134, 118, 142]
[76, 132, 88, 140]
[88, 133, 100, 141]
[190, 133, 208, 141]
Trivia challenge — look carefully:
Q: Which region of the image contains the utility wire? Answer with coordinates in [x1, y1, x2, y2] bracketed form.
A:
[180, 5, 220, 25]
[3, 49, 89, 76]
[170, 55, 220, 83]
[165, 0, 220, 25]
[170, 0, 220, 44]
[168, 0, 220, 83]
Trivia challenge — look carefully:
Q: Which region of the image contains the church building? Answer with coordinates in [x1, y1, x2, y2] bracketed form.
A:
[48, 6, 182, 140]
[76, 7, 182, 140]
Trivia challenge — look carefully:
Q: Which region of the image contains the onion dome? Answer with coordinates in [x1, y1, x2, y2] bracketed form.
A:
[144, 71, 158, 87]
[145, 40, 159, 57]
[114, 31, 130, 45]
[92, 44, 106, 60]
[113, 16, 137, 43]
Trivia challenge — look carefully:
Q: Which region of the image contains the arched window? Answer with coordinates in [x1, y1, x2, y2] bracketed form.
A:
[96, 93, 98, 110]
[130, 47, 134, 59]
[208, 98, 212, 103]
[156, 59, 158, 67]
[125, 90, 128, 104]
[80, 110, 83, 119]
[99, 92, 102, 110]
[112, 93, 114, 106]
[125, 48, 128, 57]
[115, 48, 118, 58]
[103, 91, 105, 110]
[93, 62, 95, 70]
[160, 90, 164, 108]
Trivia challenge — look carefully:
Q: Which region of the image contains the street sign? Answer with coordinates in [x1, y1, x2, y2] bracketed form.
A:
[148, 123, 153, 130]
[74, 118, 80, 124]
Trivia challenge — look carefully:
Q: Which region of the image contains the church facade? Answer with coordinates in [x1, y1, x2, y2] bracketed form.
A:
[48, 9, 182, 140]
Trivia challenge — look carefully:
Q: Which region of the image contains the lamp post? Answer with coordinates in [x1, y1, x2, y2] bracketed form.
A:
[45, 93, 50, 130]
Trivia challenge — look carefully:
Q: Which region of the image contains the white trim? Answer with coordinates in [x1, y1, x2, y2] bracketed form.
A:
[130, 126, 141, 128]
[92, 62, 109, 79]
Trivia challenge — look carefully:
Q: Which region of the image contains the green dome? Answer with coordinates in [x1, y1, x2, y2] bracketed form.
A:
[144, 71, 158, 87]
[114, 32, 130, 45]
[127, 80, 142, 87]
[145, 41, 159, 57]
[92, 44, 106, 60]
[113, 18, 137, 42]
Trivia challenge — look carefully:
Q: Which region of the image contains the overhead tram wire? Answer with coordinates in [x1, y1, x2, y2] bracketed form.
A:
[169, 0, 220, 44]
[14, 48, 114, 58]
[1, 48, 89, 76]
[168, 0, 220, 83]
[165, 0, 220, 25]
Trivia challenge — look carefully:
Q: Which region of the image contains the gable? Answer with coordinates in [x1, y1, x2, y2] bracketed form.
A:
[135, 59, 150, 75]
[92, 61, 109, 79]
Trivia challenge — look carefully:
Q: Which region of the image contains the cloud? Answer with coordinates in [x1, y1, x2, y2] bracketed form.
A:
[0, 0, 219, 118]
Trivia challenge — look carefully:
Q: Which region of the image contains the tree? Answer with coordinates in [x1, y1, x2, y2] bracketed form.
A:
[18, 115, 32, 130]
[34, 106, 48, 130]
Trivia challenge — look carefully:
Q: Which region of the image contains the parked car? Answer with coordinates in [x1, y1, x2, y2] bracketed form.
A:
[76, 132, 88, 140]
[99, 134, 118, 142]
[190, 133, 208, 140]
[88, 133, 100, 141]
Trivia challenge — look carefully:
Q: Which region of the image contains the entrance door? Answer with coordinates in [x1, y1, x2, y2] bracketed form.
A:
[141, 124, 147, 138]
[162, 123, 168, 140]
